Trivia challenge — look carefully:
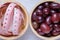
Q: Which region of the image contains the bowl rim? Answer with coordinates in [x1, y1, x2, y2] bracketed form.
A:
[30, 0, 60, 40]
[0, 0, 28, 40]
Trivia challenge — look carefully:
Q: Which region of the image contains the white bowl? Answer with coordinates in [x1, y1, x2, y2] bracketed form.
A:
[30, 0, 60, 40]
[0, 0, 28, 40]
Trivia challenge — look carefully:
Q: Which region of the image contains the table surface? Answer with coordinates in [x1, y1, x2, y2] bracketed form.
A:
[0, 0, 60, 40]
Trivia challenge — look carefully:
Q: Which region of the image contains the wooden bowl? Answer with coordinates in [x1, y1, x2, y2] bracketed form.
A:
[30, 0, 60, 40]
[0, 0, 28, 40]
